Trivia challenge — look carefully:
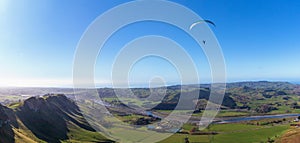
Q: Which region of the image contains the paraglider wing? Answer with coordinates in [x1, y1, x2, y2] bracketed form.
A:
[203, 20, 216, 27]
[189, 20, 216, 30]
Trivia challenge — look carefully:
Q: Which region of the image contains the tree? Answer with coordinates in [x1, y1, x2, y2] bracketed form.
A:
[190, 127, 197, 133]
[184, 136, 190, 143]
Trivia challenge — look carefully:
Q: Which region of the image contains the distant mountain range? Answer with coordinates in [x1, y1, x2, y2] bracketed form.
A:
[95, 81, 300, 111]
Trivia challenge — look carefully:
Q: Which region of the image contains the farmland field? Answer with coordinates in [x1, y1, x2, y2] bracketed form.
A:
[160, 123, 290, 143]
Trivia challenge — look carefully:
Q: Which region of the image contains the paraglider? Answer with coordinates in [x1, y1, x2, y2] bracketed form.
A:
[189, 20, 216, 30]
[189, 20, 216, 44]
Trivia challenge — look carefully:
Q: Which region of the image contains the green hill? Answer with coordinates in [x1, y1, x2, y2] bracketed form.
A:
[0, 94, 113, 143]
[97, 81, 300, 115]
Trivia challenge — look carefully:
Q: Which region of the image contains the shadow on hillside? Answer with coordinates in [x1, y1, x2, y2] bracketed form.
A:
[15, 95, 114, 143]
[0, 104, 16, 143]
[16, 97, 69, 143]
[46, 95, 96, 131]
[0, 124, 15, 143]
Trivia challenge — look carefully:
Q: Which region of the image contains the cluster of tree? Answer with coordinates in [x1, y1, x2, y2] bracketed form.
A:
[236, 104, 250, 110]
[246, 118, 287, 126]
[255, 104, 278, 113]
[262, 90, 287, 98]
[290, 102, 300, 109]
[131, 117, 160, 125]
[189, 127, 217, 135]
[259, 120, 284, 126]
[282, 96, 291, 100]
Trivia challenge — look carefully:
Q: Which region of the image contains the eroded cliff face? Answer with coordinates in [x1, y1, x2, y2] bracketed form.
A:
[0, 104, 15, 143]
[0, 94, 113, 143]
[22, 97, 45, 112]
[0, 104, 9, 127]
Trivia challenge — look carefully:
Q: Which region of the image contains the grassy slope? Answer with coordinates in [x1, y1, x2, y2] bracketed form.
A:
[160, 123, 289, 143]
[13, 118, 46, 143]
[63, 122, 110, 143]
[212, 125, 288, 143]
[14, 120, 110, 143]
[276, 127, 300, 143]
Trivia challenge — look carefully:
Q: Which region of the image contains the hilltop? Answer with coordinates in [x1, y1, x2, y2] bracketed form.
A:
[0, 94, 113, 143]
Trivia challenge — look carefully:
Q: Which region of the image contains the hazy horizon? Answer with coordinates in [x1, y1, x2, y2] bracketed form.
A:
[0, 80, 299, 89]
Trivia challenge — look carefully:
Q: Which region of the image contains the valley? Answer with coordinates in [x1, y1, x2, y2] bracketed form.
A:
[1, 81, 300, 142]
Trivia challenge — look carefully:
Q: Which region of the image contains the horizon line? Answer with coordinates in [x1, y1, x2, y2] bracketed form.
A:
[0, 80, 299, 89]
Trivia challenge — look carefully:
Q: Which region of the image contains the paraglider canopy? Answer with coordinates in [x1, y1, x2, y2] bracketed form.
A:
[189, 20, 216, 30]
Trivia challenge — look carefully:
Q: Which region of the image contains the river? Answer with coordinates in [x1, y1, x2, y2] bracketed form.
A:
[95, 101, 300, 124]
[217, 113, 300, 124]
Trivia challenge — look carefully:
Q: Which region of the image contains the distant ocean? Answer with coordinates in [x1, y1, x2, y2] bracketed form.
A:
[291, 81, 300, 85]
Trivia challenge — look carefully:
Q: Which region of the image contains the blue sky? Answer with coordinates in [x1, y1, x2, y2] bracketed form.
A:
[0, 0, 300, 87]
